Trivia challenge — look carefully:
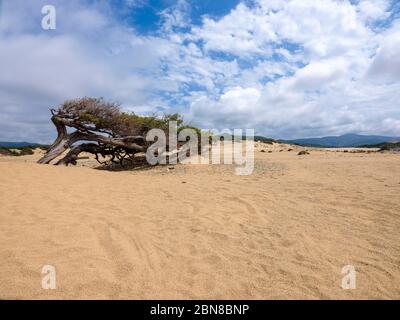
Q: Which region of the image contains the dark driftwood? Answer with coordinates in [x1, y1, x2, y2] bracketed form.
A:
[38, 111, 148, 166]
[38, 98, 200, 167]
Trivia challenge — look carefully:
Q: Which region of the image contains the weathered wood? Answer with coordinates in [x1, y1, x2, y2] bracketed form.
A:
[38, 98, 196, 167]
[38, 101, 148, 166]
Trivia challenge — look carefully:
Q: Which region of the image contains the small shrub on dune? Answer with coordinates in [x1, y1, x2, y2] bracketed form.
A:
[0, 146, 35, 156]
[0, 147, 14, 156]
[298, 150, 310, 155]
[18, 148, 34, 156]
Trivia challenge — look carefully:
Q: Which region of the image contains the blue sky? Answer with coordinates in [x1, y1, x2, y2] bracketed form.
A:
[0, 0, 400, 143]
[115, 0, 242, 33]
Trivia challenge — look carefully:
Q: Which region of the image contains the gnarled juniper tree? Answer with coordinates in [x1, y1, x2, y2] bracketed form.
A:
[38, 97, 197, 166]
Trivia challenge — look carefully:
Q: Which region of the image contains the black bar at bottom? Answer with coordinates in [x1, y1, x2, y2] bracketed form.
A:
[0, 300, 397, 318]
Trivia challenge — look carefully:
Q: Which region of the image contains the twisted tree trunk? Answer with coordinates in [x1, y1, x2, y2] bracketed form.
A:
[37, 116, 71, 164]
[55, 143, 104, 166]
[38, 115, 147, 166]
[37, 98, 195, 167]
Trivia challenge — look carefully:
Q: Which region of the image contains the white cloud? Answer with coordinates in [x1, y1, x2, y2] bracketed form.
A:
[0, 0, 178, 142]
[0, 0, 400, 142]
[182, 0, 400, 138]
[191, 3, 276, 57]
[367, 24, 400, 82]
[290, 58, 350, 90]
[357, 0, 390, 22]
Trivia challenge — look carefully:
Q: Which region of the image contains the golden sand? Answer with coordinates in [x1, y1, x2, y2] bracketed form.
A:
[0, 145, 399, 299]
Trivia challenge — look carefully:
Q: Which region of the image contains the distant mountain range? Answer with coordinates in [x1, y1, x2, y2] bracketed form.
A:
[0, 141, 43, 148]
[2, 133, 400, 149]
[282, 134, 400, 147]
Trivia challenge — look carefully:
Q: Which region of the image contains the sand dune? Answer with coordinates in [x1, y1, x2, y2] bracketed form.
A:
[0, 146, 399, 299]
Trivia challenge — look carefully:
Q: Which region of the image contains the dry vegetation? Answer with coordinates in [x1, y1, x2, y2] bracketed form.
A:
[38, 97, 201, 167]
